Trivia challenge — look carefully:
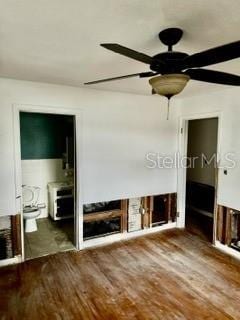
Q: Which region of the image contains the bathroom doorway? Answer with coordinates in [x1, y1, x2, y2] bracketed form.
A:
[19, 111, 77, 260]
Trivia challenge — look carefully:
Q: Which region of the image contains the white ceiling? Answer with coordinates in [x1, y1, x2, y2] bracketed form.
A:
[0, 0, 240, 96]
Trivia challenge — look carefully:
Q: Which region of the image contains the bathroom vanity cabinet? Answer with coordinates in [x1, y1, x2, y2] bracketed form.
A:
[48, 182, 74, 220]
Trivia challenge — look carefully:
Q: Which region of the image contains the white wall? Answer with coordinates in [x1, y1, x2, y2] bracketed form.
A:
[0, 78, 179, 216]
[179, 87, 240, 211]
[1, 77, 240, 221]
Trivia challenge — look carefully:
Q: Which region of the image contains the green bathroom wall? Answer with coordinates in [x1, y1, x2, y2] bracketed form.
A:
[20, 112, 74, 160]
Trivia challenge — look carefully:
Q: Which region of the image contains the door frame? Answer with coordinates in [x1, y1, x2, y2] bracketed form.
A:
[13, 104, 83, 261]
[177, 111, 222, 244]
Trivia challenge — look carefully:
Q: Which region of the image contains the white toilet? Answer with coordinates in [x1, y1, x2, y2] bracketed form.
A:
[22, 185, 44, 233]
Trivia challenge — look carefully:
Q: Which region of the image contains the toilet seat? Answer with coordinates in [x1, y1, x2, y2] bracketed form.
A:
[22, 185, 42, 233]
[22, 185, 40, 208]
[23, 206, 39, 213]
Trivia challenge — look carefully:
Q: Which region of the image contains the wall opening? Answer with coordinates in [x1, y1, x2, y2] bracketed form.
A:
[185, 117, 218, 242]
[19, 111, 76, 260]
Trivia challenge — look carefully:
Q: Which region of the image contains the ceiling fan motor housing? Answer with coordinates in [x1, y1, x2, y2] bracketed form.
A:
[150, 51, 189, 73]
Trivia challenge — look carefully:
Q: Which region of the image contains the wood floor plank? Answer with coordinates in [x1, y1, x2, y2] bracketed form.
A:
[0, 229, 240, 320]
[140, 236, 238, 319]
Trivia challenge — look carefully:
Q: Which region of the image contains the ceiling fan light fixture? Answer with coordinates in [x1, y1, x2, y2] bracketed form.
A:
[149, 73, 190, 97]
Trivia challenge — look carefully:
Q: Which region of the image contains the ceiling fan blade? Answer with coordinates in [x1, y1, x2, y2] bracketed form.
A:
[185, 68, 240, 86]
[100, 43, 154, 65]
[84, 71, 156, 85]
[182, 41, 240, 69]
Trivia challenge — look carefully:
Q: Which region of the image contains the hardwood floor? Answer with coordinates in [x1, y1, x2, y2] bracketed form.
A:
[0, 229, 240, 320]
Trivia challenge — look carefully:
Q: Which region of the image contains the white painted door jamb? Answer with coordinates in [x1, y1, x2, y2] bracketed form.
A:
[176, 111, 222, 239]
[13, 104, 83, 261]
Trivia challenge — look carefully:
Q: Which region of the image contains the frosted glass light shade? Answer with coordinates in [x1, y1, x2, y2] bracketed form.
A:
[149, 74, 190, 97]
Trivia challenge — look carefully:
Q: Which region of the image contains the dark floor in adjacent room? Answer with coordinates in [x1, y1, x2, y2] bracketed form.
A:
[1, 229, 240, 320]
[185, 210, 214, 243]
[24, 218, 75, 259]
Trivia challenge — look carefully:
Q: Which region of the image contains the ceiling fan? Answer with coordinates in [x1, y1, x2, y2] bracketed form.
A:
[84, 28, 240, 98]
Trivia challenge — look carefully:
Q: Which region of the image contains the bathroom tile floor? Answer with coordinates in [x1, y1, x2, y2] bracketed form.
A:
[24, 218, 75, 259]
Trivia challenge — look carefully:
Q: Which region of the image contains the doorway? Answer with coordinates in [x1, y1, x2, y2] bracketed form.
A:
[19, 111, 76, 259]
[185, 117, 218, 242]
